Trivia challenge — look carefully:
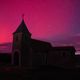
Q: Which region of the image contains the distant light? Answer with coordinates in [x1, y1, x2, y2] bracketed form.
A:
[75, 51, 80, 55]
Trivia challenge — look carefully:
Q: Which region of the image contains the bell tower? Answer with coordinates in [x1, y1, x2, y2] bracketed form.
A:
[12, 18, 32, 67]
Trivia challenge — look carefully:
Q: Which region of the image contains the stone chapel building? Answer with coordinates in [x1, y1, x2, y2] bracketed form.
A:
[12, 18, 76, 68]
[12, 19, 52, 67]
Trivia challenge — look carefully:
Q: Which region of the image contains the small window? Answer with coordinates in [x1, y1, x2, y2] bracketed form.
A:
[63, 53, 65, 56]
[15, 36, 18, 41]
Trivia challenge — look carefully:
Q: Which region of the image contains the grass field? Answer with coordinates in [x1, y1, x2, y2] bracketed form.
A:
[0, 65, 79, 80]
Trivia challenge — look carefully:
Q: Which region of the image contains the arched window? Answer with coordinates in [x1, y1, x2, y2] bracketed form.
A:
[14, 51, 20, 66]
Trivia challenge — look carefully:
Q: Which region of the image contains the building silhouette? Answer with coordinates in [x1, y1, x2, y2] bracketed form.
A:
[12, 19, 52, 67]
[48, 46, 75, 68]
[12, 18, 76, 68]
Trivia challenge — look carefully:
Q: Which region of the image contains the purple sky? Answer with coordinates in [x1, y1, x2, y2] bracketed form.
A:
[0, 0, 80, 44]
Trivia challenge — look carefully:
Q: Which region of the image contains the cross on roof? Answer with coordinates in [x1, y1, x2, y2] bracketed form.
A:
[22, 14, 24, 20]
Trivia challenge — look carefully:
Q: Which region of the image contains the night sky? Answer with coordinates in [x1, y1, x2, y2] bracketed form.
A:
[0, 0, 80, 45]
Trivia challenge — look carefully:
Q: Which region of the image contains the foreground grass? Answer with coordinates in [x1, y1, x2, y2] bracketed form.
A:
[0, 65, 79, 80]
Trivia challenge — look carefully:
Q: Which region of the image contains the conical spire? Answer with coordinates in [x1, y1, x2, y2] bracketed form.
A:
[13, 18, 31, 36]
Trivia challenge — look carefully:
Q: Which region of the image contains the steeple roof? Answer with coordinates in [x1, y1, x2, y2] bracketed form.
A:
[13, 19, 31, 36]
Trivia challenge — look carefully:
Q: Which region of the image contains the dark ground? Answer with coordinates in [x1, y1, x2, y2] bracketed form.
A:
[0, 65, 79, 80]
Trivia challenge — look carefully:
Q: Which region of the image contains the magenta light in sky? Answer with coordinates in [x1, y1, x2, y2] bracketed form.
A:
[0, 0, 79, 44]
